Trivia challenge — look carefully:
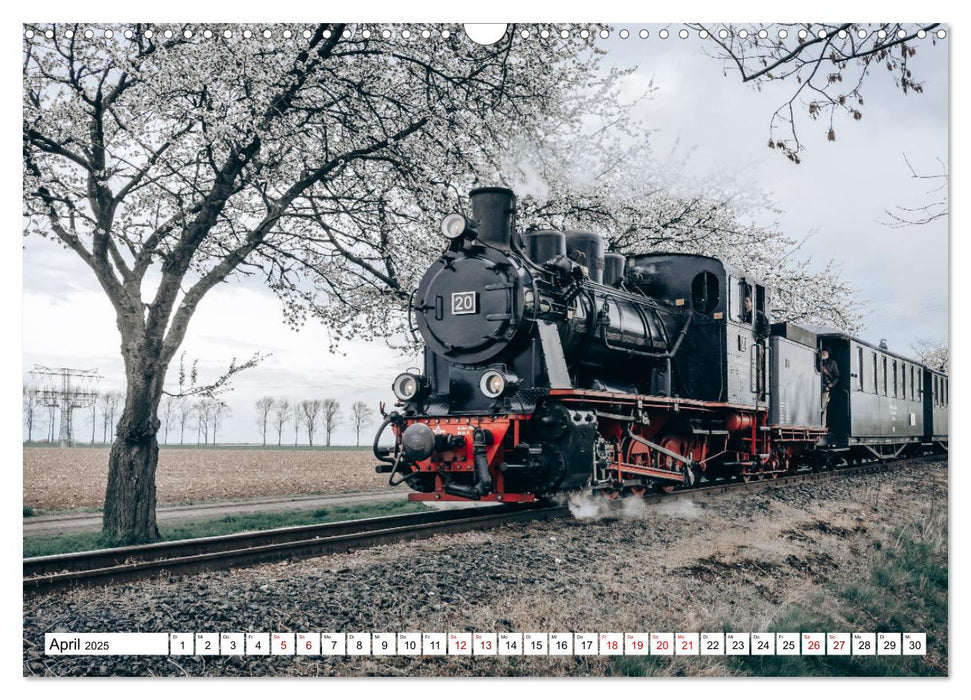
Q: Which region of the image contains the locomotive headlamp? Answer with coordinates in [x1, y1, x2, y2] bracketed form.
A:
[479, 369, 520, 399]
[392, 372, 425, 401]
[441, 213, 475, 240]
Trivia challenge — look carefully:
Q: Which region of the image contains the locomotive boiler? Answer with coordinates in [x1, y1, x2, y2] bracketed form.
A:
[373, 187, 947, 503]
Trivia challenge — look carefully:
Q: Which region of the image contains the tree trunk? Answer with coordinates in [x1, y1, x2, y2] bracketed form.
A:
[102, 361, 164, 544]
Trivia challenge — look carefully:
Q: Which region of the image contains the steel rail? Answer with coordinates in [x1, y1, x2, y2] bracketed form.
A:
[23, 504, 564, 596]
[23, 454, 943, 596]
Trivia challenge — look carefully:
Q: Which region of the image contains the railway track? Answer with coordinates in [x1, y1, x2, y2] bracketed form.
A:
[23, 504, 565, 596]
[23, 455, 940, 596]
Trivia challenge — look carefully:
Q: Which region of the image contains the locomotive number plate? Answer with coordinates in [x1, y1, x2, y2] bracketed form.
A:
[451, 291, 478, 315]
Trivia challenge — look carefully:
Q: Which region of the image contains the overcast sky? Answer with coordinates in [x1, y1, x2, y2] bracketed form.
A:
[21, 24, 949, 445]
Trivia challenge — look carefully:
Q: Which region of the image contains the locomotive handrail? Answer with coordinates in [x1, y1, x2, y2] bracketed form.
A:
[406, 288, 420, 344]
[598, 309, 694, 360]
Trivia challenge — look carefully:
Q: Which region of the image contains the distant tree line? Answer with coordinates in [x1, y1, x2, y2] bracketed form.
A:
[253, 396, 374, 447]
[23, 385, 377, 447]
[157, 396, 230, 445]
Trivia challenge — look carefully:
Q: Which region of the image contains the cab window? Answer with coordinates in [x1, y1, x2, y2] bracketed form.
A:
[728, 276, 741, 322]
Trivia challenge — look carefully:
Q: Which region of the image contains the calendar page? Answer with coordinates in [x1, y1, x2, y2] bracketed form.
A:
[20, 0, 951, 685]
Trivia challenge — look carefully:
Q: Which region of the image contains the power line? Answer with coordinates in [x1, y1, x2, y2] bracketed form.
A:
[30, 365, 102, 447]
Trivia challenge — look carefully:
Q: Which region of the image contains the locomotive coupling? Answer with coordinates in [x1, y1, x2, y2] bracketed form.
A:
[443, 427, 494, 500]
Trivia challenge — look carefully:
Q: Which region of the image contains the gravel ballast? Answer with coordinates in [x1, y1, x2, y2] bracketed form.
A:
[23, 459, 947, 677]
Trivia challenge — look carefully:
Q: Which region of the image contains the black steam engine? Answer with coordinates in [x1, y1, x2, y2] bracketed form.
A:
[374, 187, 947, 502]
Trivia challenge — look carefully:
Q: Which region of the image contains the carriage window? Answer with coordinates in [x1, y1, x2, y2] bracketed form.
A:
[872, 353, 878, 395]
[902, 364, 908, 399]
[857, 347, 864, 391]
[910, 366, 915, 400]
[881, 357, 888, 395]
[891, 361, 898, 397]
[934, 376, 939, 406]
[691, 271, 720, 315]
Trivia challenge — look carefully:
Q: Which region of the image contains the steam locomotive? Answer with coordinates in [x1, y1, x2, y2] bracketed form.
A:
[373, 187, 948, 502]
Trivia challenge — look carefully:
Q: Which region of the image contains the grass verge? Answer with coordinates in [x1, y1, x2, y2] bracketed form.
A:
[611, 516, 947, 677]
[23, 499, 429, 558]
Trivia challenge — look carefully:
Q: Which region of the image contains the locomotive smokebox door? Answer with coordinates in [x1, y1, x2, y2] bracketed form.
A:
[451, 291, 478, 316]
[415, 246, 526, 365]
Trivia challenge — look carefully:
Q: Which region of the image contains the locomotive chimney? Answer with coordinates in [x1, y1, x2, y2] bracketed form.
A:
[469, 187, 517, 249]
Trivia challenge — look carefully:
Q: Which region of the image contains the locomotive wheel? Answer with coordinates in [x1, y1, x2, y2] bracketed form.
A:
[739, 471, 752, 483]
[630, 486, 647, 497]
[603, 489, 620, 501]
[657, 483, 676, 494]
